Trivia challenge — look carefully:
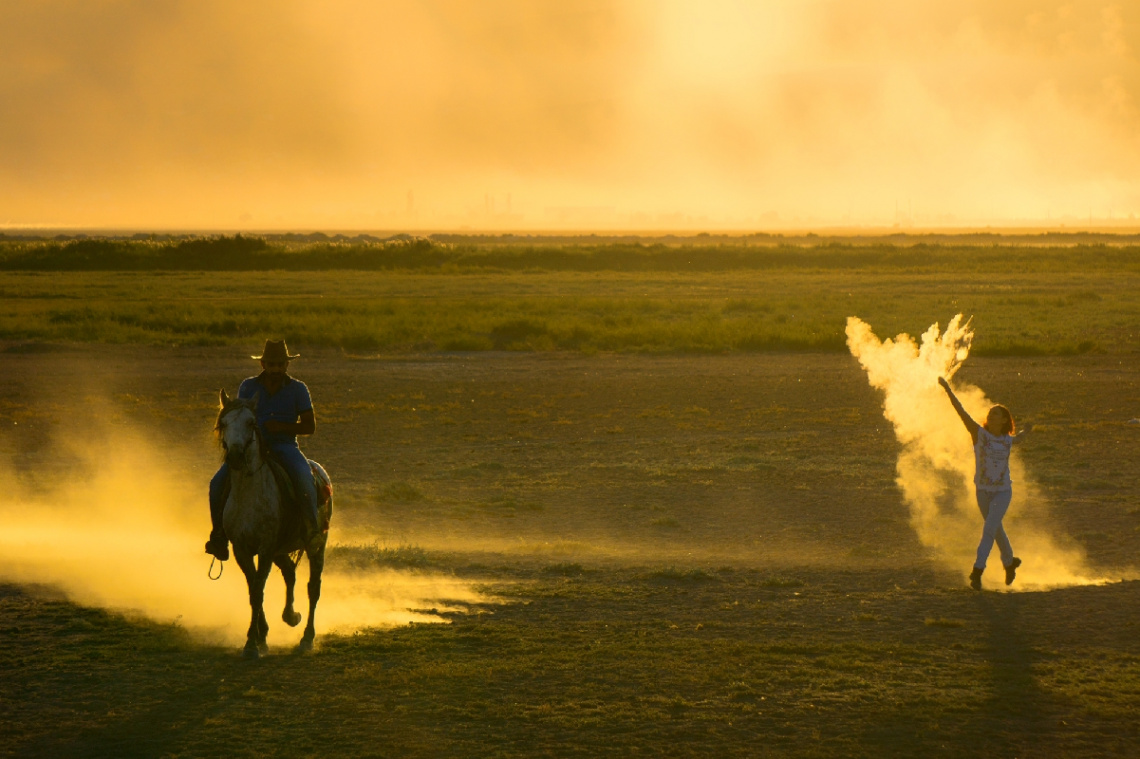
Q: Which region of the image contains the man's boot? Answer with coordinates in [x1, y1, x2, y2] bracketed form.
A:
[205, 530, 229, 561]
[206, 475, 230, 561]
[969, 567, 983, 591]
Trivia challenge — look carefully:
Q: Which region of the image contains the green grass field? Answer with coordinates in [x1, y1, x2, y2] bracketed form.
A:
[1, 265, 1136, 355]
[2, 236, 1139, 356]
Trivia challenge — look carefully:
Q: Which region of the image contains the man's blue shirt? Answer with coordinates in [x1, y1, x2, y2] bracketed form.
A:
[237, 374, 313, 447]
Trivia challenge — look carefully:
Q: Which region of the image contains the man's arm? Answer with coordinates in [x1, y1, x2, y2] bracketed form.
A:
[265, 410, 315, 436]
[236, 377, 256, 400]
[938, 377, 979, 441]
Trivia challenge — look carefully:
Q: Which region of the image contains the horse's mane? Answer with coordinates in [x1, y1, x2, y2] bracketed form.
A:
[214, 404, 229, 442]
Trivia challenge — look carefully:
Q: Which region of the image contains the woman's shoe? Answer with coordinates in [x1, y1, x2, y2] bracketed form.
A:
[1004, 557, 1022, 586]
[969, 567, 983, 591]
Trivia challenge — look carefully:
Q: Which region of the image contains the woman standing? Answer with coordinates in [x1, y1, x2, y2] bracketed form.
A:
[938, 376, 1032, 590]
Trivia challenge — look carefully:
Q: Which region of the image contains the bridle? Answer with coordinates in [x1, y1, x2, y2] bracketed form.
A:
[219, 404, 268, 473]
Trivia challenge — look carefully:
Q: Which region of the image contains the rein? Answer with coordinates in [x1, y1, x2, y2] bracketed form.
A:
[248, 422, 268, 473]
[208, 556, 224, 580]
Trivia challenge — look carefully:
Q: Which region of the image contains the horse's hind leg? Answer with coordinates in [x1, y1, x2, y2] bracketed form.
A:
[274, 555, 303, 627]
[256, 607, 269, 655]
[298, 539, 326, 652]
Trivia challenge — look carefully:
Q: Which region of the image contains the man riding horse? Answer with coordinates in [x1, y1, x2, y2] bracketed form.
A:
[206, 339, 321, 561]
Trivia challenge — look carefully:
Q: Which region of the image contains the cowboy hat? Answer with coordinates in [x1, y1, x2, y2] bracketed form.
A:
[251, 339, 300, 362]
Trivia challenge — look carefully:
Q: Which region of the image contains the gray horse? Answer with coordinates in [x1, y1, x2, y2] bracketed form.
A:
[215, 390, 333, 658]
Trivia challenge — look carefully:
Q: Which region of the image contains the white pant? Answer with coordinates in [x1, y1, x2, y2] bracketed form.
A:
[975, 488, 1014, 570]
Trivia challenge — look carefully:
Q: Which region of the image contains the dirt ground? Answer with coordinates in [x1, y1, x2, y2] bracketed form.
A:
[3, 344, 1138, 569]
[2, 345, 1140, 756]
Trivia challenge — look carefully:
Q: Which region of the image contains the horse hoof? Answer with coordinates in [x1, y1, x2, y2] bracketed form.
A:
[283, 611, 302, 627]
[257, 640, 269, 656]
[243, 643, 261, 660]
[297, 636, 314, 653]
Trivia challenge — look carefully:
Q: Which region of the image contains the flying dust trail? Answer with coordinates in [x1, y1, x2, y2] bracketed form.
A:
[846, 315, 1124, 590]
[0, 423, 493, 646]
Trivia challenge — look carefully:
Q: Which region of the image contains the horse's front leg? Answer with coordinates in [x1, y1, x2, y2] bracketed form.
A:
[236, 550, 273, 659]
[274, 555, 303, 627]
[298, 537, 326, 652]
[253, 552, 273, 655]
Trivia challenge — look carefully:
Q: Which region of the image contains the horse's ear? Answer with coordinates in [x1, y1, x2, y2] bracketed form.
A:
[220, 388, 230, 407]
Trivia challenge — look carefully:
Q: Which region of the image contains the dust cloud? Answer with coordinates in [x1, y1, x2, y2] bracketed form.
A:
[0, 421, 492, 647]
[2, 2, 1139, 228]
[846, 314, 1119, 589]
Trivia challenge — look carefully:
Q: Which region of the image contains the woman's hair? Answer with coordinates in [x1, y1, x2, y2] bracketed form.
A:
[990, 404, 1015, 435]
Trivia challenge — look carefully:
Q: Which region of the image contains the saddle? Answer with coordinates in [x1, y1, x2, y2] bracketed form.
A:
[267, 455, 332, 531]
[248, 455, 333, 532]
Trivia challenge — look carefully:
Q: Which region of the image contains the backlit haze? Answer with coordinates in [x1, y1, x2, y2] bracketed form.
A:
[3, 1, 1139, 231]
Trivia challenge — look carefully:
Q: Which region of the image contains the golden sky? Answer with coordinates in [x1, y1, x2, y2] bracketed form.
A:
[2, 1, 1139, 230]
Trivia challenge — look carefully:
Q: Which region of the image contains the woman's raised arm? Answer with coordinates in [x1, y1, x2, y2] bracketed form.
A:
[939, 377, 979, 440]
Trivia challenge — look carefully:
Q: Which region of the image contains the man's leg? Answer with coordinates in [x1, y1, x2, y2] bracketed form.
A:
[273, 444, 320, 539]
[206, 463, 230, 560]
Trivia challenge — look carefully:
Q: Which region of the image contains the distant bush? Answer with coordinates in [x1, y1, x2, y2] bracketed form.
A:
[3, 233, 1140, 272]
[0, 235, 270, 270]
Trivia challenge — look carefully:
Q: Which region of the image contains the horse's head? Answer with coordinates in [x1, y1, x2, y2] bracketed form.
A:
[216, 389, 261, 472]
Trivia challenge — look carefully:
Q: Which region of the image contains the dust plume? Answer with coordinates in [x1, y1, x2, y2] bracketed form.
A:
[0, 421, 493, 647]
[846, 315, 1117, 589]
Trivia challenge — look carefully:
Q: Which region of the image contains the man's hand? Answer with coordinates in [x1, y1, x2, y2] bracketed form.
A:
[264, 411, 315, 436]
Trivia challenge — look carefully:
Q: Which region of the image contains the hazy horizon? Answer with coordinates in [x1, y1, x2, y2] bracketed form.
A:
[4, 1, 1139, 230]
[7, 223, 1140, 238]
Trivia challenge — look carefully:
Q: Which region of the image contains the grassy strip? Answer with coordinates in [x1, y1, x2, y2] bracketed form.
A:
[0, 269, 1136, 354]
